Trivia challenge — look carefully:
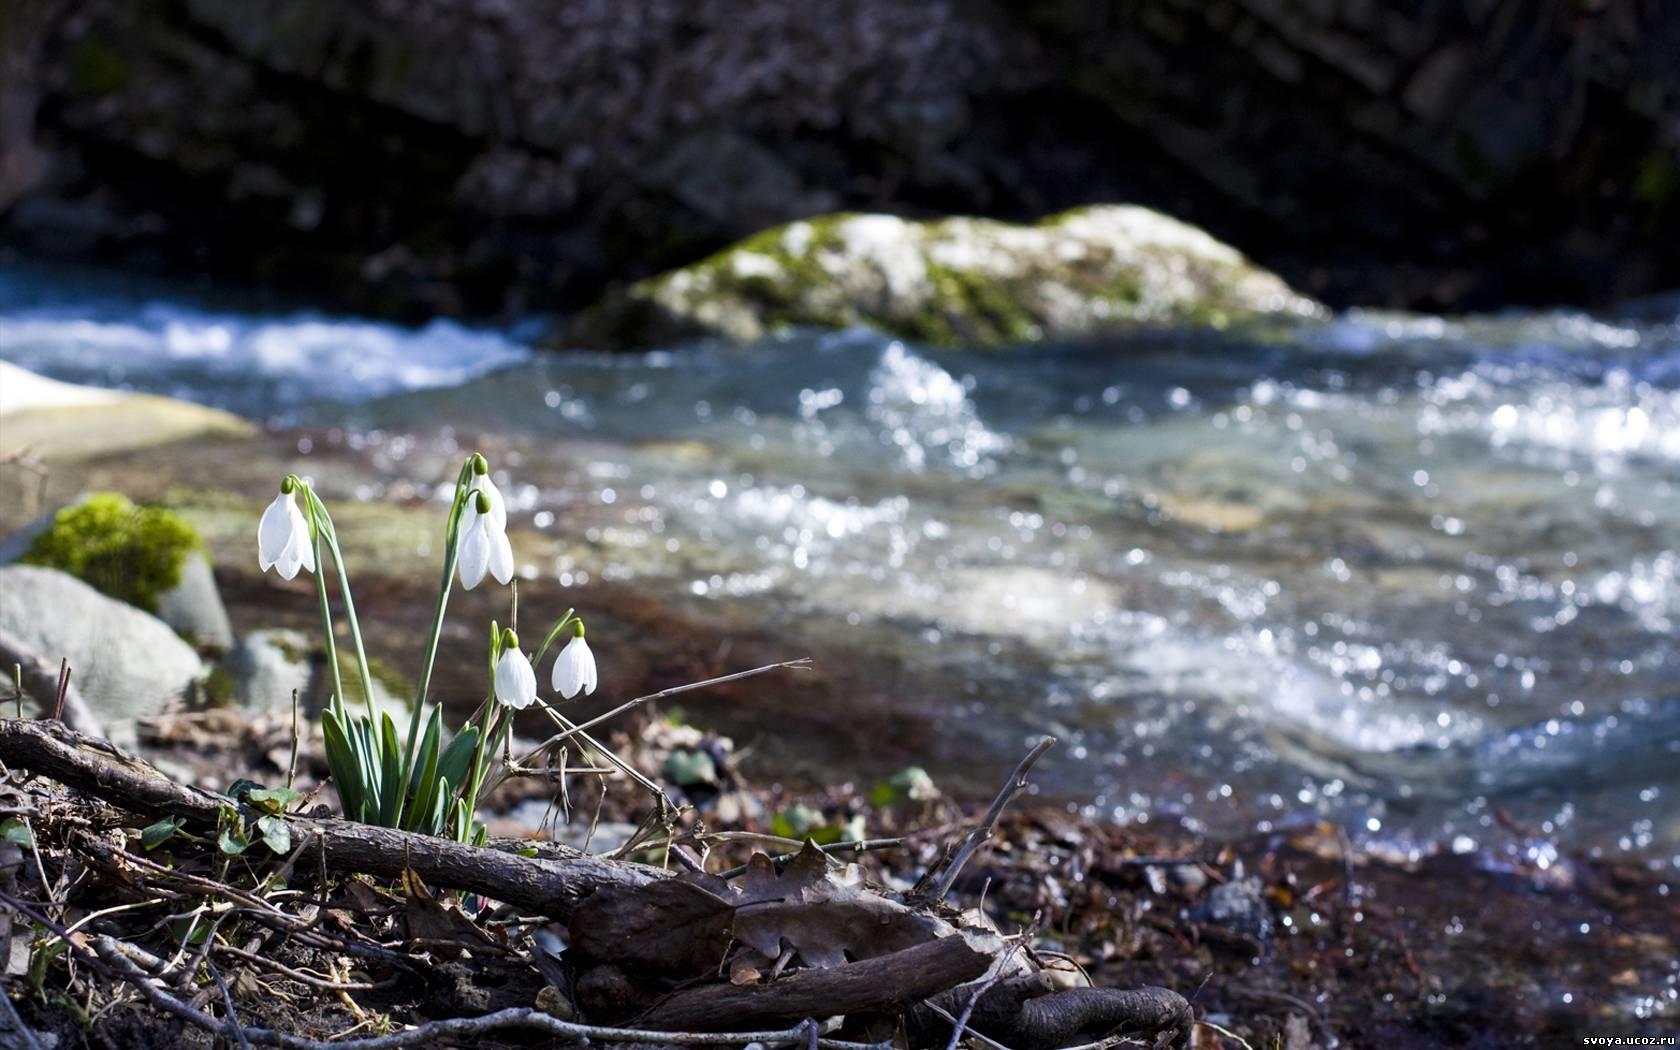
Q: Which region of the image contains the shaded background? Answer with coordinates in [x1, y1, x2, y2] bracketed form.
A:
[2, 0, 1678, 321]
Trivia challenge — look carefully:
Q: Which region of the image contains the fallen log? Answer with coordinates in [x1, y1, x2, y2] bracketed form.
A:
[0, 718, 663, 921]
[918, 974, 1193, 1050]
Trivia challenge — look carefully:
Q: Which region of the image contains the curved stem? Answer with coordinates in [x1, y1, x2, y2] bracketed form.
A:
[453, 627, 502, 839]
[532, 610, 577, 666]
[304, 488, 375, 720]
[306, 502, 344, 714]
[396, 459, 474, 827]
[458, 698, 506, 841]
[412, 460, 474, 719]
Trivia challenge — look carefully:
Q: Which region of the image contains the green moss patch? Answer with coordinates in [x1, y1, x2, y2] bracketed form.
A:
[23, 493, 204, 613]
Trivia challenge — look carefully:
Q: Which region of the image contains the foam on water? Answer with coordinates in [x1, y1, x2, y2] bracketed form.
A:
[0, 268, 530, 414]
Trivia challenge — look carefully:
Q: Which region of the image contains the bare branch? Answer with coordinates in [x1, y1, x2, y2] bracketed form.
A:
[925, 736, 1055, 902]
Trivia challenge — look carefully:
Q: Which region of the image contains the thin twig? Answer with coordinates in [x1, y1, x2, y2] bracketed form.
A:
[54, 900, 163, 943]
[943, 916, 1039, 1050]
[523, 703, 672, 807]
[1195, 1020, 1255, 1050]
[208, 958, 254, 1050]
[52, 659, 69, 721]
[921, 1002, 1014, 1050]
[94, 936, 891, 1050]
[714, 836, 910, 879]
[501, 658, 812, 780]
[926, 737, 1055, 901]
[1050, 1035, 1149, 1050]
[287, 688, 300, 791]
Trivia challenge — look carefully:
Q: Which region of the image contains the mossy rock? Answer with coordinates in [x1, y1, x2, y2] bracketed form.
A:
[22, 494, 204, 614]
[565, 206, 1321, 350]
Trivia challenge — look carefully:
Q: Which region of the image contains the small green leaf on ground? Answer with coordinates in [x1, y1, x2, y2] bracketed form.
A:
[1, 817, 33, 847]
[257, 815, 291, 854]
[245, 787, 301, 815]
[140, 816, 185, 851]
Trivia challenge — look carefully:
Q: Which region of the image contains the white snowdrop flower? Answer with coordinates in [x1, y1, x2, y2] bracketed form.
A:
[494, 642, 538, 710]
[551, 628, 597, 699]
[457, 473, 514, 590]
[257, 486, 315, 580]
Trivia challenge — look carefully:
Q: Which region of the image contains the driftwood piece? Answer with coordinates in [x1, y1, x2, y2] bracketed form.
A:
[0, 718, 663, 921]
[635, 928, 1004, 1031]
[918, 973, 1193, 1050]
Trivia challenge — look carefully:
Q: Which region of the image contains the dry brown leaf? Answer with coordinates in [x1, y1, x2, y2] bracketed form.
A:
[401, 868, 495, 957]
[728, 951, 767, 985]
[567, 842, 955, 980]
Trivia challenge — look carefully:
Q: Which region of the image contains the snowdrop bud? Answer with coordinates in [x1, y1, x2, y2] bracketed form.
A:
[471, 452, 489, 475]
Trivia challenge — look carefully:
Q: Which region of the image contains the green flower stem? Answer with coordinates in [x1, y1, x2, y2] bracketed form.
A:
[302, 486, 376, 719]
[453, 624, 503, 838]
[305, 496, 344, 714]
[394, 459, 475, 828]
[532, 609, 577, 665]
[460, 703, 512, 839]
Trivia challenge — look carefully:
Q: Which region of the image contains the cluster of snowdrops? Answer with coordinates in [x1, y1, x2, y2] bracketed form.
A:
[254, 453, 595, 842]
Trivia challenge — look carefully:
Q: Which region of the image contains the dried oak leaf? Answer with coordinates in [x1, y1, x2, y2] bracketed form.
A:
[401, 868, 496, 957]
[728, 843, 949, 970]
[569, 842, 951, 979]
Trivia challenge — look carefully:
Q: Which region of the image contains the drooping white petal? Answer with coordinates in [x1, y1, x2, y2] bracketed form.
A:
[551, 635, 597, 699]
[257, 492, 293, 571]
[579, 643, 597, 695]
[275, 527, 306, 580]
[458, 518, 490, 590]
[494, 648, 538, 709]
[287, 497, 316, 574]
[487, 527, 514, 586]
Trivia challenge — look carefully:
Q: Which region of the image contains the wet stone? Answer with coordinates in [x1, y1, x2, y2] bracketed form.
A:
[1194, 876, 1275, 941]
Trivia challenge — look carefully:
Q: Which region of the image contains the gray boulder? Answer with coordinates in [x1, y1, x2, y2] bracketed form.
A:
[218, 628, 313, 713]
[0, 565, 204, 747]
[218, 629, 416, 728]
[156, 551, 234, 653]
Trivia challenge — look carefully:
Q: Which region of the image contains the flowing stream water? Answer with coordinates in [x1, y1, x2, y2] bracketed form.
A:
[4, 265, 1677, 871]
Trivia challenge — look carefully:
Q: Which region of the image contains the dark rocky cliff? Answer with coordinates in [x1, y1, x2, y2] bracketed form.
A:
[2, 0, 1676, 321]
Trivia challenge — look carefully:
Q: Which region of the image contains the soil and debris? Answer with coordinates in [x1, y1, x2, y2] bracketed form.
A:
[0, 702, 1675, 1050]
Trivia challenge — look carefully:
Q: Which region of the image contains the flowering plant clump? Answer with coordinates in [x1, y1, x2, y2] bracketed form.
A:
[257, 454, 596, 842]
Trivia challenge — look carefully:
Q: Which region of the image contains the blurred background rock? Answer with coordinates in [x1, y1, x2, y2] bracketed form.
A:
[2, 0, 1676, 324]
